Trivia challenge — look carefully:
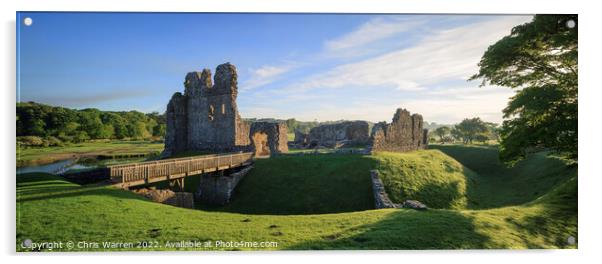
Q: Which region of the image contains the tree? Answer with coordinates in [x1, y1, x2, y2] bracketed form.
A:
[470, 15, 577, 164]
[153, 124, 166, 138]
[455, 118, 488, 144]
[129, 121, 151, 139]
[17, 102, 168, 144]
[433, 126, 451, 143]
[98, 124, 115, 139]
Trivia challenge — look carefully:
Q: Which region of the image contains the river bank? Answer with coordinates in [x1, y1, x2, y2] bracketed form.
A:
[17, 140, 164, 168]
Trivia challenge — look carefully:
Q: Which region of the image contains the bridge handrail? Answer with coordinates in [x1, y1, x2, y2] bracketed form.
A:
[108, 152, 243, 169]
[108, 152, 254, 184]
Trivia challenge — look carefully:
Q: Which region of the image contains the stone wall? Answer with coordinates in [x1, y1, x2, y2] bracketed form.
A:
[196, 165, 254, 205]
[133, 188, 195, 209]
[163, 63, 286, 157]
[371, 108, 427, 152]
[249, 122, 288, 157]
[294, 130, 308, 145]
[308, 121, 371, 148]
[164, 92, 188, 155]
[370, 170, 399, 209]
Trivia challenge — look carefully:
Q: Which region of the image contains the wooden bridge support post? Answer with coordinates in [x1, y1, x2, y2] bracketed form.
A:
[169, 178, 185, 192]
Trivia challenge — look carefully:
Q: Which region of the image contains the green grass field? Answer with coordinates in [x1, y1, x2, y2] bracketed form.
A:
[17, 140, 165, 167]
[16, 145, 577, 251]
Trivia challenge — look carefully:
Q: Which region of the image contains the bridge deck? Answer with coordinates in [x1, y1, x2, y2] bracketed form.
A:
[108, 152, 254, 188]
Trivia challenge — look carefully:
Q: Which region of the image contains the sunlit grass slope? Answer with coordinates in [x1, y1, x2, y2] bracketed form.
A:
[372, 150, 477, 209]
[16, 145, 577, 251]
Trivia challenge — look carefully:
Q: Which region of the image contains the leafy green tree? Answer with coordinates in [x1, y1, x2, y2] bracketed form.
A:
[470, 15, 577, 164]
[474, 134, 490, 144]
[101, 113, 128, 139]
[450, 128, 463, 142]
[153, 124, 166, 137]
[286, 118, 298, 132]
[455, 118, 488, 144]
[128, 121, 151, 139]
[79, 115, 104, 139]
[98, 124, 115, 139]
[73, 131, 90, 143]
[433, 126, 451, 143]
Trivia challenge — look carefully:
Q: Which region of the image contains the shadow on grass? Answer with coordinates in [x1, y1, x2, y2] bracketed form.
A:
[287, 209, 492, 250]
[508, 176, 578, 249]
[430, 144, 575, 209]
[16, 173, 148, 203]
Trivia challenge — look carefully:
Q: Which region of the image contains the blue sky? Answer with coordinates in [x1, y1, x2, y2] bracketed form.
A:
[17, 12, 533, 124]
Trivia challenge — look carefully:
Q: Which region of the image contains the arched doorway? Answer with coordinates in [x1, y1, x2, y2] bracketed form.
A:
[252, 132, 270, 157]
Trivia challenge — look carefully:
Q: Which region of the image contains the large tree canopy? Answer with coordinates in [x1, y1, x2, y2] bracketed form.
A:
[470, 15, 577, 164]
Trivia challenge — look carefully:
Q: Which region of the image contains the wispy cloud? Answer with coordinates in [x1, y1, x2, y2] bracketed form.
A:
[254, 15, 533, 123]
[288, 16, 532, 93]
[324, 16, 426, 58]
[241, 64, 297, 91]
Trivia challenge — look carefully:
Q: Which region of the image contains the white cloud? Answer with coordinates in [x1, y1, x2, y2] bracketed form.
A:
[324, 17, 425, 57]
[287, 16, 532, 93]
[242, 16, 533, 124]
[241, 64, 295, 91]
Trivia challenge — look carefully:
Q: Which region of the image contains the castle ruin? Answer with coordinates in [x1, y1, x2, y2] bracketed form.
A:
[164, 63, 427, 158]
[163, 63, 288, 157]
[306, 121, 371, 148]
[371, 108, 428, 152]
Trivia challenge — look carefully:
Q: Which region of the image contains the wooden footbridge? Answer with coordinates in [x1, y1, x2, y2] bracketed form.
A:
[108, 152, 254, 188]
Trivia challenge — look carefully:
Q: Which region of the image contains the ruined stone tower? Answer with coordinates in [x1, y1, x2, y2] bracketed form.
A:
[163, 63, 250, 156]
[163, 63, 288, 157]
[371, 108, 428, 152]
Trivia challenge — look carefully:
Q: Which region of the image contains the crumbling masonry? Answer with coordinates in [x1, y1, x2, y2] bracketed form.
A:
[371, 108, 428, 152]
[163, 63, 288, 157]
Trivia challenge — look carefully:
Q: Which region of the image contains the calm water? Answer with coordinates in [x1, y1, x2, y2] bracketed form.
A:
[17, 156, 152, 175]
[16, 159, 94, 174]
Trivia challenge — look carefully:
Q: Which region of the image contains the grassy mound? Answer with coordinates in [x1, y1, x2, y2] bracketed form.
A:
[373, 146, 576, 210]
[372, 150, 477, 209]
[209, 154, 376, 215]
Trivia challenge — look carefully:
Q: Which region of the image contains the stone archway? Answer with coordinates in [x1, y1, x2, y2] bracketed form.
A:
[252, 132, 270, 157]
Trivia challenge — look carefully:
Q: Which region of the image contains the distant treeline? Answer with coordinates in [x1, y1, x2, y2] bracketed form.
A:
[17, 102, 166, 147]
[429, 117, 500, 144]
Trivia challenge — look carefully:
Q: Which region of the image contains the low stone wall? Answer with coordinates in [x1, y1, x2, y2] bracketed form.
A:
[308, 121, 371, 148]
[134, 188, 195, 209]
[370, 170, 399, 209]
[196, 165, 254, 205]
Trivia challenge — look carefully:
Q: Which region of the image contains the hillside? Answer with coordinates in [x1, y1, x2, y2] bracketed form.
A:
[372, 146, 576, 210]
[16, 145, 577, 250]
[373, 150, 477, 209]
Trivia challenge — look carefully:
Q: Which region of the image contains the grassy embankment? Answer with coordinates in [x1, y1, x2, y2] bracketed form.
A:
[17, 140, 165, 167]
[16, 145, 577, 250]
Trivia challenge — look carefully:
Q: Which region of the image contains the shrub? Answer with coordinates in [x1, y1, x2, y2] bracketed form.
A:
[17, 136, 45, 147]
[45, 136, 64, 147]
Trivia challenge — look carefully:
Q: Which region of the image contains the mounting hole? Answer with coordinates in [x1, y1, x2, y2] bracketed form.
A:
[566, 19, 575, 29]
[567, 235, 576, 245]
[23, 17, 33, 26]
